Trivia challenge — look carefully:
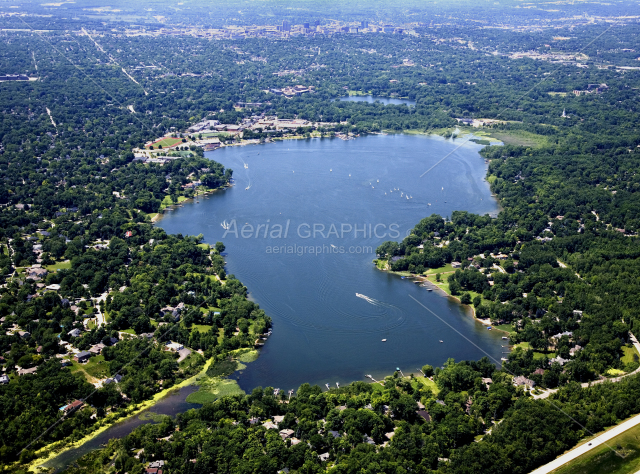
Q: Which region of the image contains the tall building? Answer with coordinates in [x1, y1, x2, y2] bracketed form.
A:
[303, 22, 310, 29]
[282, 20, 290, 32]
[361, 20, 368, 28]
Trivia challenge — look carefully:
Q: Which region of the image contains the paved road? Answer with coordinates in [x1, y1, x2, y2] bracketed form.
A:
[529, 412, 640, 474]
[529, 333, 640, 472]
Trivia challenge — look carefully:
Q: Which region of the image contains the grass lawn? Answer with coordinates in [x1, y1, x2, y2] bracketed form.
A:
[552, 421, 640, 474]
[374, 259, 388, 270]
[70, 355, 108, 382]
[197, 243, 210, 251]
[147, 136, 184, 149]
[46, 260, 71, 272]
[494, 323, 515, 333]
[424, 263, 454, 275]
[622, 345, 639, 365]
[192, 324, 214, 333]
[414, 376, 440, 395]
[160, 194, 188, 209]
[120, 328, 136, 335]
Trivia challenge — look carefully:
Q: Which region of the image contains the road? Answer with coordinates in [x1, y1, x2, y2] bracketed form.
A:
[529, 412, 640, 474]
[533, 333, 640, 400]
[528, 333, 640, 472]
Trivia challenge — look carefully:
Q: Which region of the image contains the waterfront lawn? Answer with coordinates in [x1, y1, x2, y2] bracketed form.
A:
[414, 376, 440, 395]
[552, 422, 640, 474]
[374, 258, 388, 270]
[494, 323, 515, 333]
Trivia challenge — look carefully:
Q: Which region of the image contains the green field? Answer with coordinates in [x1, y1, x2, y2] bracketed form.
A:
[622, 345, 639, 365]
[46, 260, 71, 272]
[69, 355, 108, 382]
[192, 324, 214, 333]
[147, 137, 184, 149]
[552, 421, 640, 474]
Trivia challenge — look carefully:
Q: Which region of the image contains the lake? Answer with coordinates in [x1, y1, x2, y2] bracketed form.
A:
[159, 133, 503, 392]
[40, 133, 503, 472]
[338, 95, 416, 106]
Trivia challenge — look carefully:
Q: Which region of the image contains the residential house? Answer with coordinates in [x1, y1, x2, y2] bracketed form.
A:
[550, 356, 570, 366]
[61, 400, 83, 414]
[89, 343, 105, 355]
[17, 367, 38, 376]
[68, 328, 82, 338]
[279, 429, 295, 440]
[74, 351, 91, 363]
[416, 410, 431, 422]
[513, 375, 536, 388]
[26, 267, 48, 280]
[165, 342, 184, 352]
[0, 374, 9, 384]
[104, 374, 123, 385]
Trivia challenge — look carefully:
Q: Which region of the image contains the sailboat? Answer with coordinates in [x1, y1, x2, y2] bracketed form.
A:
[244, 163, 248, 169]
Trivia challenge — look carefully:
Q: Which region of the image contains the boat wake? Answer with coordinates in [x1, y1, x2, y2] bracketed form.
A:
[355, 293, 396, 309]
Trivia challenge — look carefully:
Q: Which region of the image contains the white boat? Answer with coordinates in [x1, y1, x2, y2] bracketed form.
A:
[244, 163, 248, 169]
[381, 339, 387, 342]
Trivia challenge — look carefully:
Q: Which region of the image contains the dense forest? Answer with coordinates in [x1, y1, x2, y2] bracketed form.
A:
[1, 13, 640, 474]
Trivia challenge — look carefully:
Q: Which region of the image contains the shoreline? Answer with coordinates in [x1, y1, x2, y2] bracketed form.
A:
[27, 358, 214, 472]
[373, 262, 511, 335]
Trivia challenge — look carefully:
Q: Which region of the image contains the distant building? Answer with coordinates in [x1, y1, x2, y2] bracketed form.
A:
[0, 374, 9, 384]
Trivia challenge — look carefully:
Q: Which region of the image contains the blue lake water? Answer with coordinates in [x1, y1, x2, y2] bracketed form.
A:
[338, 95, 416, 106]
[159, 134, 503, 392]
